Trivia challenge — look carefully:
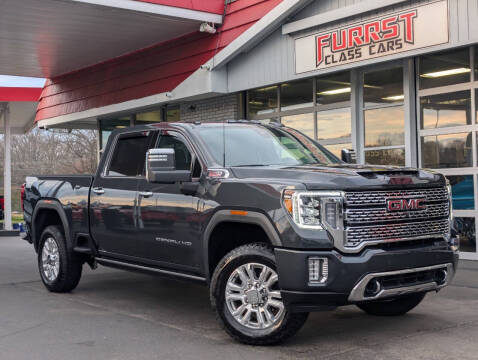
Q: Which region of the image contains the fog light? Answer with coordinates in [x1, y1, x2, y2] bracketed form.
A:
[308, 257, 328, 284]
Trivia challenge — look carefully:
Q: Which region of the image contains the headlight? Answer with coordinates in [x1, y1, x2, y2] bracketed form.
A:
[282, 190, 343, 230]
[446, 180, 453, 223]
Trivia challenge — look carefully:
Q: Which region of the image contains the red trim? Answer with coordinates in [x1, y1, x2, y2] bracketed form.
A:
[36, 0, 283, 122]
[133, 0, 224, 14]
[0, 87, 42, 102]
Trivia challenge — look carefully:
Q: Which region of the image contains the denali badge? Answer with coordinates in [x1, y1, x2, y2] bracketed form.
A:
[387, 198, 426, 212]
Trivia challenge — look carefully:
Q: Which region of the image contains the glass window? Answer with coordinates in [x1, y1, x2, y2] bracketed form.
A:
[99, 117, 131, 149]
[419, 48, 470, 89]
[452, 217, 476, 253]
[421, 91, 471, 129]
[107, 132, 151, 176]
[421, 132, 473, 169]
[248, 86, 278, 116]
[365, 149, 405, 166]
[325, 143, 352, 158]
[364, 106, 404, 147]
[136, 110, 162, 124]
[280, 79, 313, 111]
[166, 106, 180, 122]
[363, 67, 403, 107]
[195, 124, 339, 167]
[317, 108, 351, 141]
[156, 135, 191, 171]
[317, 71, 351, 106]
[446, 175, 474, 210]
[281, 113, 314, 138]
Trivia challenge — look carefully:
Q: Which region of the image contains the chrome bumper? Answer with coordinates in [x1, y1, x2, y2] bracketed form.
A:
[348, 263, 454, 302]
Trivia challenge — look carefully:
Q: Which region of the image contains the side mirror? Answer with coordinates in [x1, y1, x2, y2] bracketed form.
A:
[341, 148, 356, 164]
[146, 148, 191, 183]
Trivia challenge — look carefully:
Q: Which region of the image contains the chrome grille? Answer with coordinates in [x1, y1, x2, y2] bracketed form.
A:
[343, 186, 450, 249]
[346, 219, 450, 245]
[345, 202, 449, 224]
[345, 187, 448, 206]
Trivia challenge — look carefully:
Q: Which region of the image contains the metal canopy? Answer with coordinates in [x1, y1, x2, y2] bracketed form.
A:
[0, 0, 223, 78]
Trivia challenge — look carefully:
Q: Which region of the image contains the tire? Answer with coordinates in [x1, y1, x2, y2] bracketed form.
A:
[210, 243, 308, 345]
[38, 225, 83, 293]
[357, 292, 426, 316]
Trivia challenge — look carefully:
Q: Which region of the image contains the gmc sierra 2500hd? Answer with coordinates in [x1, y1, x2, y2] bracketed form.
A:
[22, 121, 458, 345]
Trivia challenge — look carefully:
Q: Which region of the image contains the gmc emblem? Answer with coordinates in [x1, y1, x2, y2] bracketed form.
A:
[387, 198, 426, 212]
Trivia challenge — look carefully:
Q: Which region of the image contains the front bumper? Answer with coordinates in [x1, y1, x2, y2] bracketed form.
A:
[275, 245, 459, 312]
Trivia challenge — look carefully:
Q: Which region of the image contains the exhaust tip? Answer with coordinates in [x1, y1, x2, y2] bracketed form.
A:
[435, 269, 447, 285]
[365, 279, 381, 297]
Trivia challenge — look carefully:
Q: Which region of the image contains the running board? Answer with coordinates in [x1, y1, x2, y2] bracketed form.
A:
[95, 257, 207, 283]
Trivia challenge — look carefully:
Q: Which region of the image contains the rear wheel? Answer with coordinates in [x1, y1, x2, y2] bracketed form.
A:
[357, 292, 426, 316]
[38, 225, 83, 293]
[210, 243, 308, 345]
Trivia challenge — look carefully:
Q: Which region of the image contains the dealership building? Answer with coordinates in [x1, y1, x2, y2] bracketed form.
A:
[1, 0, 477, 258]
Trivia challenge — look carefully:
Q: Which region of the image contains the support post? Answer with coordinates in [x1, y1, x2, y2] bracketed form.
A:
[3, 103, 12, 231]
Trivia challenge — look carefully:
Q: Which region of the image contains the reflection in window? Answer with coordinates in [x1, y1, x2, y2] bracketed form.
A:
[453, 217, 476, 253]
[446, 175, 474, 210]
[317, 108, 351, 140]
[317, 71, 351, 106]
[421, 132, 472, 168]
[281, 79, 313, 111]
[421, 91, 471, 129]
[365, 148, 405, 166]
[281, 113, 314, 138]
[248, 86, 278, 116]
[364, 106, 404, 147]
[325, 143, 352, 158]
[363, 67, 403, 107]
[419, 48, 470, 89]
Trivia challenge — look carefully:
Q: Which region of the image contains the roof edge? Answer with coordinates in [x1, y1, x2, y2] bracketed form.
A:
[71, 0, 224, 23]
[209, 0, 314, 70]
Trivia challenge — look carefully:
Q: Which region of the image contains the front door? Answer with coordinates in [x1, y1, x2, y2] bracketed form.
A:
[136, 130, 204, 270]
[90, 130, 154, 258]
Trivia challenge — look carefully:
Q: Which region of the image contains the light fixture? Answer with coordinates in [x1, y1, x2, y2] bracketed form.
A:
[421, 67, 470, 78]
[255, 86, 278, 92]
[317, 87, 351, 96]
[382, 94, 404, 101]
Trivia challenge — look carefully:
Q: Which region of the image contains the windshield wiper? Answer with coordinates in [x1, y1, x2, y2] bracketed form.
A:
[232, 164, 270, 167]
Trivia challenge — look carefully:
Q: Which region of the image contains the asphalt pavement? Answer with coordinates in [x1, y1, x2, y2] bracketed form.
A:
[1, 236, 477, 360]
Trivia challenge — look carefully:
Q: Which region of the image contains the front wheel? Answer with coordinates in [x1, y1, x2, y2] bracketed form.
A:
[210, 243, 308, 345]
[357, 292, 426, 316]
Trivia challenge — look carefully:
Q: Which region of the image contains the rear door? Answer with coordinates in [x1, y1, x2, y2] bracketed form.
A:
[90, 130, 155, 258]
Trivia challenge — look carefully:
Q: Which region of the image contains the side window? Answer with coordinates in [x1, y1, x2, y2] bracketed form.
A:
[107, 132, 151, 176]
[156, 134, 192, 171]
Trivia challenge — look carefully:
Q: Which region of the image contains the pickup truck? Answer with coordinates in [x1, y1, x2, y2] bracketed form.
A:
[22, 121, 459, 345]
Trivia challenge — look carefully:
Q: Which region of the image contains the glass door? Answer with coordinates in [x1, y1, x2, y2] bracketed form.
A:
[417, 47, 477, 260]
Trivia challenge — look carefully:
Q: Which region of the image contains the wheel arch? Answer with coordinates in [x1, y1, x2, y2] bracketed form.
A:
[202, 210, 282, 282]
[32, 200, 71, 252]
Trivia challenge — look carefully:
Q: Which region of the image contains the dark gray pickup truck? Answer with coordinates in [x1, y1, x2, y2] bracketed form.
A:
[22, 121, 459, 344]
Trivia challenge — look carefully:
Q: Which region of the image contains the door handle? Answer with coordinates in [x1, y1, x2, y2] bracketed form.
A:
[139, 191, 153, 198]
[92, 187, 105, 195]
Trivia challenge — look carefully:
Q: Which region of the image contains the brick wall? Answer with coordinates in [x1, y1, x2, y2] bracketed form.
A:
[179, 94, 242, 122]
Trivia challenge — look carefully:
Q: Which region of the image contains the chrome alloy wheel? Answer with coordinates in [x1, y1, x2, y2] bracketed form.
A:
[225, 263, 285, 330]
[41, 237, 60, 282]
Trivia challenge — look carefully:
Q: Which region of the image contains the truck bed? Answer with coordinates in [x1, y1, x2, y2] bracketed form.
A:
[23, 175, 94, 247]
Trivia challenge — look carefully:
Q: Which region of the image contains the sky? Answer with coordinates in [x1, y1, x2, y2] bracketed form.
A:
[0, 75, 45, 88]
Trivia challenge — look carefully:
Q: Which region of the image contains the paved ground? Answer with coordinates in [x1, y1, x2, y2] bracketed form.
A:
[1, 236, 477, 360]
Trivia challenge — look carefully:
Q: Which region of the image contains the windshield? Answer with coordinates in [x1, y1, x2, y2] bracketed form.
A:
[195, 124, 340, 167]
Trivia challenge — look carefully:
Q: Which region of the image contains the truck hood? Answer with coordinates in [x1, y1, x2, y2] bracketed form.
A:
[229, 164, 445, 190]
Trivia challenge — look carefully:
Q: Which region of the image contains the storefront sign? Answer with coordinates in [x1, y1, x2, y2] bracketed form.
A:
[295, 0, 449, 74]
